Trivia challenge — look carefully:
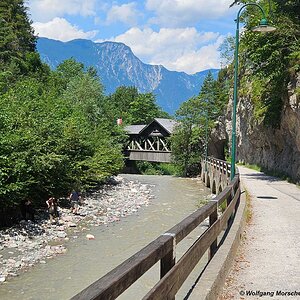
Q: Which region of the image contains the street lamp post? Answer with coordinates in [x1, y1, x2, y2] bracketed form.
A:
[205, 99, 208, 171]
[230, 3, 276, 180]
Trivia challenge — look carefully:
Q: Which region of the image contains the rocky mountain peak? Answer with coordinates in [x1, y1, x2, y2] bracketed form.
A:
[37, 37, 218, 114]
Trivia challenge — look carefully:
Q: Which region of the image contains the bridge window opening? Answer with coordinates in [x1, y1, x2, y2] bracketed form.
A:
[219, 200, 227, 213]
[218, 185, 223, 194]
[206, 175, 210, 188]
[212, 181, 216, 194]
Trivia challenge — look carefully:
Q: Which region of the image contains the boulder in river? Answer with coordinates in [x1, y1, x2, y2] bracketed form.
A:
[86, 234, 95, 240]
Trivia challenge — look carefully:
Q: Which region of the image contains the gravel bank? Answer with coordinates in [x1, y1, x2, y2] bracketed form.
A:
[0, 175, 154, 283]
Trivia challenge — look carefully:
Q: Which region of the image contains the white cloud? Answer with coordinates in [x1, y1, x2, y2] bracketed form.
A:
[166, 38, 224, 74]
[33, 18, 98, 42]
[146, 0, 234, 26]
[106, 3, 140, 26]
[28, 0, 97, 22]
[110, 27, 222, 74]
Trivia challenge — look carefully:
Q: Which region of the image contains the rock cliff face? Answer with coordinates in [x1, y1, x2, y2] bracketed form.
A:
[215, 72, 300, 182]
[209, 74, 300, 183]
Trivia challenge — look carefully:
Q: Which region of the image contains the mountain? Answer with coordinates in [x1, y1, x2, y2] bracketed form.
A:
[36, 37, 219, 114]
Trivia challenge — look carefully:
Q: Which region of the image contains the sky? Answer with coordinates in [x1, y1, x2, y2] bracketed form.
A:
[26, 0, 240, 74]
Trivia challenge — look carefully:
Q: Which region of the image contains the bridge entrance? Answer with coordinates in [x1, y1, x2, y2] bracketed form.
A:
[124, 118, 177, 163]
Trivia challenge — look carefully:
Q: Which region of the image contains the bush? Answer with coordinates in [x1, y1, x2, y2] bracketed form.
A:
[135, 161, 179, 176]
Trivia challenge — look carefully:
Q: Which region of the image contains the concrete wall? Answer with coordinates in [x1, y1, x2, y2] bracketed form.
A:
[201, 159, 230, 194]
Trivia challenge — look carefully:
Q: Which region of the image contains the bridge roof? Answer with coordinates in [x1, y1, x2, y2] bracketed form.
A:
[152, 118, 177, 134]
[124, 124, 146, 135]
[124, 118, 177, 136]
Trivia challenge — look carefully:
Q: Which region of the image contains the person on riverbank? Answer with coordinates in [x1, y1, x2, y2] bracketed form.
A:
[46, 197, 59, 224]
[20, 199, 27, 220]
[69, 190, 81, 214]
[20, 199, 35, 222]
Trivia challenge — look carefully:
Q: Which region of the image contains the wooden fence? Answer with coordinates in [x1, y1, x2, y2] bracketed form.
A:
[71, 158, 240, 300]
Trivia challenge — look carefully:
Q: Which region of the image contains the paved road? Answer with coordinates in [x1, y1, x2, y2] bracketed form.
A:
[220, 166, 300, 299]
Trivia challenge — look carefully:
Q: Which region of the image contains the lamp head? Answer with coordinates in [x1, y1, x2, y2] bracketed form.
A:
[252, 18, 276, 32]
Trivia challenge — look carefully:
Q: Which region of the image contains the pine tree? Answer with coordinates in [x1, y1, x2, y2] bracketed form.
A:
[0, 0, 40, 93]
[0, 0, 36, 69]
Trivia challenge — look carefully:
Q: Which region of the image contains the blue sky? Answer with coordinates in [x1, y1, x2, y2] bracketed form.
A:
[27, 0, 239, 74]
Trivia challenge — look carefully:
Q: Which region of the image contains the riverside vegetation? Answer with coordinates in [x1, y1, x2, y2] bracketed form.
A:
[0, 0, 226, 227]
[0, 0, 168, 227]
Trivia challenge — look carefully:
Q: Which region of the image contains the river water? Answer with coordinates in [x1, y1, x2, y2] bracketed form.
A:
[0, 175, 211, 300]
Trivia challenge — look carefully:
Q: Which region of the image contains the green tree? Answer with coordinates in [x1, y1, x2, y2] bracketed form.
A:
[231, 0, 300, 127]
[219, 35, 235, 67]
[104, 86, 139, 124]
[0, 77, 70, 205]
[56, 58, 85, 87]
[0, 0, 48, 94]
[58, 61, 124, 187]
[171, 97, 204, 176]
[0, 59, 125, 213]
[127, 92, 168, 124]
[171, 71, 229, 176]
[104, 86, 169, 125]
[0, 0, 35, 65]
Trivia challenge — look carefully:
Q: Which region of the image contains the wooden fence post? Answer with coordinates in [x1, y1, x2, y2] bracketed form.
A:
[160, 233, 176, 300]
[209, 204, 218, 260]
[160, 233, 176, 278]
[235, 178, 241, 211]
[226, 189, 233, 228]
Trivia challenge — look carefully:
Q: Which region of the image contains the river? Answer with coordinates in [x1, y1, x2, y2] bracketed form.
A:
[0, 175, 211, 300]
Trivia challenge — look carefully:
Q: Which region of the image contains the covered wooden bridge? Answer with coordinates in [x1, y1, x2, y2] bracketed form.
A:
[124, 118, 177, 163]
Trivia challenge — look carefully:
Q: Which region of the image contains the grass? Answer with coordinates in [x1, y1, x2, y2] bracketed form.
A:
[262, 168, 294, 184]
[237, 162, 261, 172]
[237, 162, 298, 185]
[245, 189, 253, 224]
[219, 200, 227, 213]
[197, 198, 209, 208]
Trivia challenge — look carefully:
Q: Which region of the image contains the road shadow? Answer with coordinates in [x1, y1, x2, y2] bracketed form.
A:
[241, 172, 281, 183]
[256, 196, 278, 200]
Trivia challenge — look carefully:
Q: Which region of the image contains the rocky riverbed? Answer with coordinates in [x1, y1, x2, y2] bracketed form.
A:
[0, 176, 154, 283]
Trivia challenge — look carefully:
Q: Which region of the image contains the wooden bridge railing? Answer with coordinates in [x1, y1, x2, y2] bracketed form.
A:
[71, 158, 240, 300]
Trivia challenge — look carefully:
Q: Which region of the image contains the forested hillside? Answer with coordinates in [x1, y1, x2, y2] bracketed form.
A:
[0, 0, 167, 226]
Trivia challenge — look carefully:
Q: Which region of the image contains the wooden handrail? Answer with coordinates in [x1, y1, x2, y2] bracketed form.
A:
[143, 185, 241, 299]
[72, 234, 174, 300]
[71, 158, 240, 300]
